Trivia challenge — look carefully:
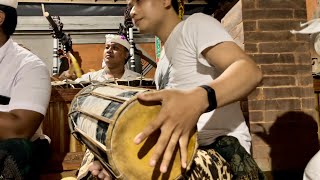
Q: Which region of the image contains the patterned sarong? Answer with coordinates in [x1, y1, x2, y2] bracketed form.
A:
[185, 136, 266, 180]
[0, 138, 50, 180]
[79, 136, 266, 180]
[0, 138, 33, 180]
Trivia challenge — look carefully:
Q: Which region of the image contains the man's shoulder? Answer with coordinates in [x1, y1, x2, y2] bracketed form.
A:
[12, 42, 46, 67]
[125, 69, 141, 76]
[184, 13, 219, 26]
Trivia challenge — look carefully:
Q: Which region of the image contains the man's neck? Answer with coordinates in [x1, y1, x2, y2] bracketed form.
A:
[0, 33, 8, 48]
[105, 66, 125, 79]
[155, 12, 181, 44]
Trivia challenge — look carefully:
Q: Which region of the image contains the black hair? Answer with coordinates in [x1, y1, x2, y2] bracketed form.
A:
[0, 5, 17, 38]
[172, 0, 179, 15]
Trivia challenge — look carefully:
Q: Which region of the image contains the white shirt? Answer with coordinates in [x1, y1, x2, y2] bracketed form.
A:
[74, 68, 141, 83]
[155, 13, 252, 153]
[0, 38, 51, 141]
[304, 150, 320, 180]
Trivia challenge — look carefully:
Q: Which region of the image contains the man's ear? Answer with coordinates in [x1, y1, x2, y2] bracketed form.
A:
[163, 0, 172, 8]
[0, 11, 5, 26]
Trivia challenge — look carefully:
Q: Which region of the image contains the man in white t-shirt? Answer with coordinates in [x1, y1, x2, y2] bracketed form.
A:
[0, 0, 51, 179]
[59, 34, 141, 82]
[89, 1, 265, 180]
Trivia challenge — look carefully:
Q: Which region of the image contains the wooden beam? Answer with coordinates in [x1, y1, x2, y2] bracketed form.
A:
[18, 0, 207, 5]
[16, 16, 125, 31]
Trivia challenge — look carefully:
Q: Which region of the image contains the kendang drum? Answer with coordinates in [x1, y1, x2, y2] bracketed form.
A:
[68, 83, 197, 179]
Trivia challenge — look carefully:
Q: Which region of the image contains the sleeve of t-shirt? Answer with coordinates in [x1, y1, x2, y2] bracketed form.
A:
[9, 61, 51, 115]
[184, 13, 234, 65]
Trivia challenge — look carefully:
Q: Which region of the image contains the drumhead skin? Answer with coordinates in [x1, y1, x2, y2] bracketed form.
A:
[107, 97, 198, 180]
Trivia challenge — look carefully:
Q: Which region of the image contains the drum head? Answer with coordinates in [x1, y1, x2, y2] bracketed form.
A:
[108, 98, 197, 179]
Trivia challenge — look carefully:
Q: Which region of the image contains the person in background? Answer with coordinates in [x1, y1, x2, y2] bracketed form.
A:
[59, 34, 141, 83]
[72, 34, 141, 180]
[0, 0, 51, 179]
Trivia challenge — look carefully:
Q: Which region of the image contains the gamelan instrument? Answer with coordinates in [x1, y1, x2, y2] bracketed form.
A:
[68, 83, 197, 179]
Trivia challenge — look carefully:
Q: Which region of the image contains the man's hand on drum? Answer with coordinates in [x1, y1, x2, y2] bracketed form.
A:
[88, 161, 112, 180]
[135, 88, 208, 173]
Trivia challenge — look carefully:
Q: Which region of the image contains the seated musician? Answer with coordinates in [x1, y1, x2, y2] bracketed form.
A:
[71, 34, 142, 180]
[59, 34, 141, 83]
[88, 0, 266, 179]
[0, 0, 51, 179]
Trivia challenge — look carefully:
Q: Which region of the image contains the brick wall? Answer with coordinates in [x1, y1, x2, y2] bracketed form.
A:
[219, 0, 320, 177]
[240, 0, 319, 176]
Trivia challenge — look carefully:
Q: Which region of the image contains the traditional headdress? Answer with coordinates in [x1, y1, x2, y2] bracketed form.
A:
[0, 0, 18, 9]
[105, 34, 130, 51]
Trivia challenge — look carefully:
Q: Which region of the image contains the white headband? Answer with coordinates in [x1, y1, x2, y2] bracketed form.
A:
[0, 0, 18, 9]
[105, 34, 130, 51]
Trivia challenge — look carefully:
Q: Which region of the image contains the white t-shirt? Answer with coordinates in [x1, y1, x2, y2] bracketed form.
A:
[74, 68, 141, 83]
[0, 38, 51, 141]
[155, 13, 252, 153]
[303, 150, 320, 180]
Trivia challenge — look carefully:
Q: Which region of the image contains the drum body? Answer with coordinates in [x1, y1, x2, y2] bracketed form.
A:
[68, 83, 197, 179]
[116, 78, 155, 88]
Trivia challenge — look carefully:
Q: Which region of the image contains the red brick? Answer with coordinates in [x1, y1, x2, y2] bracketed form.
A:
[259, 42, 309, 53]
[248, 100, 266, 110]
[250, 53, 295, 64]
[264, 110, 286, 122]
[249, 111, 264, 122]
[261, 75, 296, 86]
[248, 88, 263, 100]
[257, 0, 306, 10]
[242, 0, 256, 9]
[265, 100, 302, 112]
[297, 65, 313, 75]
[244, 31, 295, 42]
[294, 53, 312, 65]
[263, 87, 313, 99]
[258, 20, 304, 31]
[266, 99, 301, 110]
[243, 20, 257, 31]
[302, 97, 316, 110]
[297, 74, 313, 86]
[295, 33, 311, 41]
[294, 10, 307, 19]
[261, 64, 300, 75]
[243, 9, 293, 20]
[244, 43, 258, 53]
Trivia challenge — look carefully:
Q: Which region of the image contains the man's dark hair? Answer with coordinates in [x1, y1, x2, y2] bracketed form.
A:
[171, 0, 179, 15]
[0, 5, 17, 38]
